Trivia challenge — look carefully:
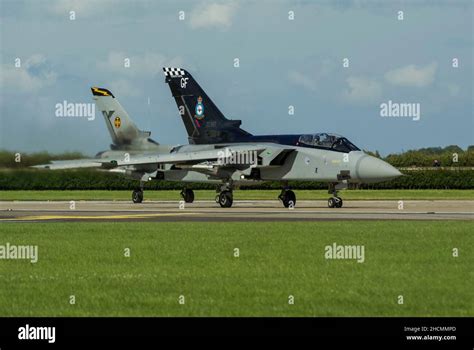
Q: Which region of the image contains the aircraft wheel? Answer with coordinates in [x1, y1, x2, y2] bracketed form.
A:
[181, 189, 194, 203]
[328, 197, 336, 208]
[281, 190, 296, 208]
[132, 189, 143, 204]
[218, 191, 233, 208]
[335, 197, 343, 208]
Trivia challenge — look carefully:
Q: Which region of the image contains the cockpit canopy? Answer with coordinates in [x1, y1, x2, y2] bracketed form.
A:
[298, 133, 360, 152]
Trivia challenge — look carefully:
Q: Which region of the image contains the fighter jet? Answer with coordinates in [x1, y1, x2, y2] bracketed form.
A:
[159, 67, 402, 208]
[35, 69, 401, 208]
[34, 87, 220, 204]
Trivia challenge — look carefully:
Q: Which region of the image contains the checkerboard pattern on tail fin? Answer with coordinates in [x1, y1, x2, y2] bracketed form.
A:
[163, 67, 185, 78]
[162, 67, 251, 145]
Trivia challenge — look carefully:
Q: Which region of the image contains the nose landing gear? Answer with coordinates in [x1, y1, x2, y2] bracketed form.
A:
[328, 183, 344, 208]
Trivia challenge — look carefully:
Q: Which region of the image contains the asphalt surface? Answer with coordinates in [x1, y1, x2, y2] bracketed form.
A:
[1, 200, 473, 222]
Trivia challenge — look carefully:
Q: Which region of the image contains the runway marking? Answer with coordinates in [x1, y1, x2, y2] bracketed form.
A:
[0, 212, 198, 221]
[2, 209, 473, 215]
[1, 200, 472, 222]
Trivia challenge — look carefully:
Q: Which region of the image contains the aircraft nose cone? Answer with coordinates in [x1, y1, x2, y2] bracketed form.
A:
[356, 155, 402, 183]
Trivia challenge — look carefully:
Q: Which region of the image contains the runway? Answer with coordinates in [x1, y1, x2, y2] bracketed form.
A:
[1, 200, 473, 222]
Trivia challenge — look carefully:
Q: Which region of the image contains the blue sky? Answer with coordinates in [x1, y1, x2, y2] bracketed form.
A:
[0, 0, 472, 155]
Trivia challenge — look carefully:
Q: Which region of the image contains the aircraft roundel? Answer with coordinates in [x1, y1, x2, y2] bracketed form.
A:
[114, 116, 121, 128]
[194, 96, 205, 120]
[196, 104, 203, 115]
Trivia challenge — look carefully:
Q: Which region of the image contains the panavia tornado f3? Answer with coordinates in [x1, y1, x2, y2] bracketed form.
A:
[35, 68, 402, 208]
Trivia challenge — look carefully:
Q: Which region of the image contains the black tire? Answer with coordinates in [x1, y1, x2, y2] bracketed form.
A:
[132, 189, 143, 204]
[282, 190, 296, 208]
[181, 189, 195, 203]
[328, 197, 336, 208]
[218, 191, 233, 208]
[335, 197, 343, 208]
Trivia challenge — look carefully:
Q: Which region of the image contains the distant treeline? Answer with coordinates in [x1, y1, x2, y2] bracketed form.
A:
[1, 169, 473, 190]
[381, 145, 474, 167]
[1, 145, 473, 168]
[0, 150, 87, 168]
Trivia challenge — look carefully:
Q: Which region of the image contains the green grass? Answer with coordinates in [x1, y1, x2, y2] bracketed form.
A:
[1, 189, 473, 201]
[0, 221, 472, 316]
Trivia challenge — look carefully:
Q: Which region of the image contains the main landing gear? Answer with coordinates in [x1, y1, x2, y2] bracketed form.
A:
[327, 183, 343, 208]
[215, 183, 233, 208]
[132, 177, 147, 204]
[132, 187, 144, 204]
[278, 188, 296, 208]
[327, 196, 343, 208]
[180, 188, 195, 203]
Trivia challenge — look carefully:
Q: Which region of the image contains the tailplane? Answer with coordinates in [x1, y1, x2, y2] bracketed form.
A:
[162, 67, 251, 144]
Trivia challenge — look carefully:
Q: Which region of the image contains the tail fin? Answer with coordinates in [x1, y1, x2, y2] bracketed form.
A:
[162, 67, 251, 144]
[91, 87, 156, 150]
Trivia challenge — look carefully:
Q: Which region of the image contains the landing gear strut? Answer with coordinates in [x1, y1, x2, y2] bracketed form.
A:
[278, 188, 296, 208]
[180, 188, 195, 203]
[327, 183, 343, 208]
[132, 187, 144, 204]
[215, 182, 234, 208]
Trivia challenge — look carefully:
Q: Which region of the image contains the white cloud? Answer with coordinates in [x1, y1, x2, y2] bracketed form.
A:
[342, 76, 382, 104]
[97, 52, 184, 77]
[0, 54, 57, 93]
[189, 2, 238, 30]
[288, 70, 316, 91]
[384, 62, 437, 87]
